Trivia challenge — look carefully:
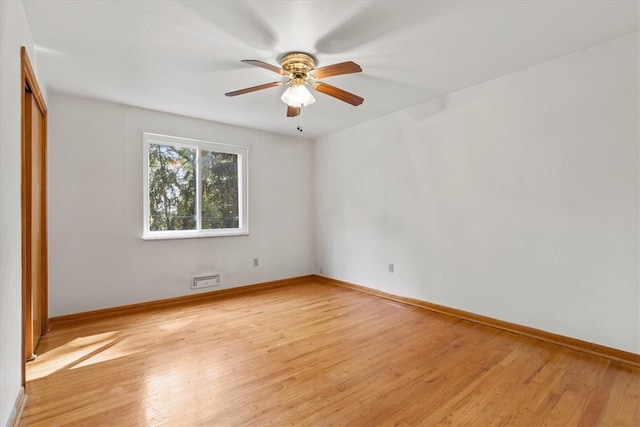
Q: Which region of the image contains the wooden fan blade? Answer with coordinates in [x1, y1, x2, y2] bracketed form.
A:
[287, 106, 300, 117]
[225, 81, 283, 97]
[311, 61, 362, 79]
[241, 59, 288, 76]
[312, 82, 364, 106]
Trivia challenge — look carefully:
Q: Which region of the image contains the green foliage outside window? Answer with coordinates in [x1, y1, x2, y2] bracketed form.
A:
[201, 150, 239, 229]
[148, 144, 239, 231]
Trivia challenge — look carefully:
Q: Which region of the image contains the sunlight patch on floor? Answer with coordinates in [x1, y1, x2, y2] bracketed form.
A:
[27, 331, 134, 380]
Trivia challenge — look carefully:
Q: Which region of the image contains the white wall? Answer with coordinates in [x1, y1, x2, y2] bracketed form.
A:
[0, 2, 40, 425]
[315, 33, 639, 353]
[48, 93, 314, 316]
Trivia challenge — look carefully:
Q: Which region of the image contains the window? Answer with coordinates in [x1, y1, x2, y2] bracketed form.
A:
[143, 133, 248, 239]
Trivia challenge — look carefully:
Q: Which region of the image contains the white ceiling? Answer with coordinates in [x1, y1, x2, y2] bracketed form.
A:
[22, 1, 639, 139]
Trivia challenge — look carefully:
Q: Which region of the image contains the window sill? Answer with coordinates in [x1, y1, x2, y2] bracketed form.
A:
[142, 229, 249, 240]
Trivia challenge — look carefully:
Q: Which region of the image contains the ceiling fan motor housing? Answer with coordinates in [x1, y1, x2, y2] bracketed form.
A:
[280, 52, 317, 82]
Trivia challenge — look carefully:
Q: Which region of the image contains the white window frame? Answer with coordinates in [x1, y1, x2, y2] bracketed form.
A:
[142, 132, 248, 240]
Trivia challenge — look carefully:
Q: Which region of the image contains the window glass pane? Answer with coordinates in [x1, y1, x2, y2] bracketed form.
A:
[200, 150, 239, 229]
[148, 143, 197, 231]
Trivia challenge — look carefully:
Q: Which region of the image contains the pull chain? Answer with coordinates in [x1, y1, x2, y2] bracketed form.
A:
[296, 109, 303, 132]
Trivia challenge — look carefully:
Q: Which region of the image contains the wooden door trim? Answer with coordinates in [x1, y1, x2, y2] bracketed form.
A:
[21, 46, 48, 385]
[21, 48, 46, 113]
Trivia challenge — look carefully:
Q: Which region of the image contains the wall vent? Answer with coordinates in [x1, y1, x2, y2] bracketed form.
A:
[192, 274, 221, 290]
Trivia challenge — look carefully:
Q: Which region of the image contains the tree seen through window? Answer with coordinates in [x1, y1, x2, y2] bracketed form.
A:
[148, 144, 239, 232]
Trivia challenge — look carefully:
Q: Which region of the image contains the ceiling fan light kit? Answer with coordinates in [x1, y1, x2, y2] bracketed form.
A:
[280, 83, 316, 108]
[225, 51, 364, 119]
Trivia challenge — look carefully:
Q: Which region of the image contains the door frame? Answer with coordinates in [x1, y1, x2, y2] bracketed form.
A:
[21, 46, 48, 384]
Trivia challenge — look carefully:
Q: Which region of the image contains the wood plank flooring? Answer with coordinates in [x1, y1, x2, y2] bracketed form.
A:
[20, 281, 640, 426]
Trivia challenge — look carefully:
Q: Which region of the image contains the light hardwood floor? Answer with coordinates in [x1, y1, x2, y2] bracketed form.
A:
[21, 280, 639, 426]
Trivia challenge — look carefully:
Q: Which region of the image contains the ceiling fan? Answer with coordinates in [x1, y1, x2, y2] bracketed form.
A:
[225, 52, 364, 118]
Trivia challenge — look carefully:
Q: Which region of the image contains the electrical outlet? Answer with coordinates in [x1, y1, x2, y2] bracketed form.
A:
[253, 258, 259, 267]
[388, 263, 394, 273]
[319, 266, 324, 275]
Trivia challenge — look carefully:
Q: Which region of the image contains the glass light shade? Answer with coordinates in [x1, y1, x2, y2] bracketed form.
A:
[280, 84, 316, 107]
